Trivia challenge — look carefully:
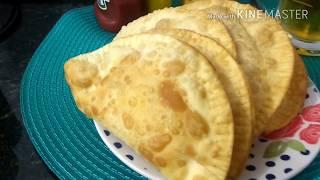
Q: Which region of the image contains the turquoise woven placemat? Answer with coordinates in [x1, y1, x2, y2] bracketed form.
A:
[21, 5, 320, 179]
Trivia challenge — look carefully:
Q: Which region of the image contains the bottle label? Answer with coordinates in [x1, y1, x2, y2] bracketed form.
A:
[97, 0, 110, 10]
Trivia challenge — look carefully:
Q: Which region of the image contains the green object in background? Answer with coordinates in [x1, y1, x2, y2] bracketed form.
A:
[146, 0, 171, 12]
[239, 0, 253, 4]
[147, 0, 183, 11]
[255, 0, 279, 10]
[172, 0, 183, 7]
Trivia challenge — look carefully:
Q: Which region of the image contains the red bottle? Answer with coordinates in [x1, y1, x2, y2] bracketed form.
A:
[94, 0, 147, 33]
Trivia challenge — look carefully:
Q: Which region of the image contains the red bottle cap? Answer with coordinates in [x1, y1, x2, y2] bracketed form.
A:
[94, 0, 147, 33]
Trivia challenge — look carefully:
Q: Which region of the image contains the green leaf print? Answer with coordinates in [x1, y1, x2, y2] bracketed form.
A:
[263, 141, 288, 158]
[288, 140, 306, 152]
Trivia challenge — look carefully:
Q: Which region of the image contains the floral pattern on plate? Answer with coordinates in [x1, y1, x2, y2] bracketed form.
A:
[239, 79, 320, 180]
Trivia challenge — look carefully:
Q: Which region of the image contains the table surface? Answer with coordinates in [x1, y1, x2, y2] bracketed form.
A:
[1, 1, 320, 180]
[0, 2, 91, 179]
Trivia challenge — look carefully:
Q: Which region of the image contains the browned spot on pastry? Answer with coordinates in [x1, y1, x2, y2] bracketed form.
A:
[91, 106, 99, 116]
[211, 147, 219, 159]
[200, 89, 207, 99]
[159, 80, 186, 112]
[110, 99, 116, 105]
[198, 157, 208, 165]
[153, 157, 167, 167]
[146, 125, 152, 131]
[164, 60, 185, 76]
[122, 113, 134, 130]
[139, 145, 153, 161]
[124, 75, 131, 84]
[91, 96, 96, 102]
[155, 19, 172, 29]
[177, 159, 186, 167]
[128, 97, 137, 107]
[154, 69, 160, 75]
[184, 145, 196, 157]
[171, 128, 180, 135]
[65, 60, 98, 88]
[83, 107, 93, 118]
[185, 110, 209, 138]
[102, 107, 108, 113]
[180, 90, 187, 97]
[169, 119, 182, 135]
[121, 53, 139, 65]
[148, 134, 172, 152]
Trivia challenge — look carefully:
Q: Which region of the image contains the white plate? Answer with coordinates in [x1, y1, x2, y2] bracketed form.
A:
[95, 79, 320, 180]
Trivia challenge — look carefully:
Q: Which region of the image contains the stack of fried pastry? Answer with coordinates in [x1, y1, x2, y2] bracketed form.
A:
[64, 0, 308, 179]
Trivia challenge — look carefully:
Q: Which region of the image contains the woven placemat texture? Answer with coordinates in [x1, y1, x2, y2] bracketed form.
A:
[21, 5, 320, 179]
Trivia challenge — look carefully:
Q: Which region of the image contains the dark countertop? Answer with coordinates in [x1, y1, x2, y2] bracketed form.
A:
[0, 2, 92, 179]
